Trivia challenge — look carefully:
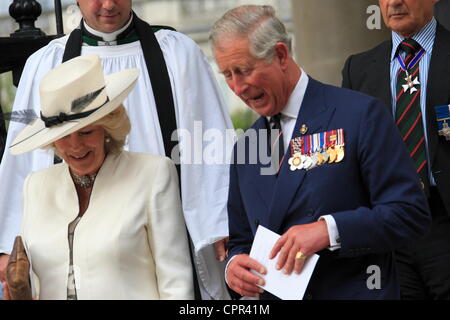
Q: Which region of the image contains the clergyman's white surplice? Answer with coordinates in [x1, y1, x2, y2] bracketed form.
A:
[0, 29, 233, 299]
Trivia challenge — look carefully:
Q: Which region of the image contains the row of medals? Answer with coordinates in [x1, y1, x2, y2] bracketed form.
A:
[290, 144, 345, 171]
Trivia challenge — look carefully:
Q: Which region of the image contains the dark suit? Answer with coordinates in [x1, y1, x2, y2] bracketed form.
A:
[342, 24, 450, 299]
[227, 78, 430, 299]
[435, 0, 450, 31]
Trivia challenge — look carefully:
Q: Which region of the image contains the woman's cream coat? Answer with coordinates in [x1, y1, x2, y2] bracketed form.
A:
[20, 151, 194, 300]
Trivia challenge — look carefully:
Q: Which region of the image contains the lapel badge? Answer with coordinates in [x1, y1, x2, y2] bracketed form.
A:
[300, 124, 308, 135]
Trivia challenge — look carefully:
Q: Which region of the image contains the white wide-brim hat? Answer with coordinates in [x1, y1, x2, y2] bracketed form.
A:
[10, 54, 139, 155]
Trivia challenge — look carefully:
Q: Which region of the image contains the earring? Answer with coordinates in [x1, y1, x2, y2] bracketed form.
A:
[106, 137, 111, 143]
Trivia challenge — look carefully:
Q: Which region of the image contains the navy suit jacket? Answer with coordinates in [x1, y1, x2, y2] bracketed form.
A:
[227, 78, 431, 299]
[342, 24, 450, 216]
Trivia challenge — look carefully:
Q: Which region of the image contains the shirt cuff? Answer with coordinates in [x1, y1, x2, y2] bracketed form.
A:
[224, 255, 238, 287]
[319, 215, 341, 251]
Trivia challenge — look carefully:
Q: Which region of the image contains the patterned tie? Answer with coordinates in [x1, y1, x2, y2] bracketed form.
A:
[269, 114, 284, 174]
[395, 38, 429, 193]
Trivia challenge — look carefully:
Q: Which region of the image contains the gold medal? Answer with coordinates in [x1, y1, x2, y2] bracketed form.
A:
[293, 156, 302, 167]
[321, 150, 329, 163]
[335, 145, 345, 163]
[317, 152, 324, 166]
[327, 147, 337, 163]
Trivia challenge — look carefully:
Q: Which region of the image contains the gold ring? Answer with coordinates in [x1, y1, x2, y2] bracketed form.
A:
[295, 251, 306, 260]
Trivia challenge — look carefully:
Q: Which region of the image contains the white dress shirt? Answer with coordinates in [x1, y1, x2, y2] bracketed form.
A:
[272, 70, 341, 250]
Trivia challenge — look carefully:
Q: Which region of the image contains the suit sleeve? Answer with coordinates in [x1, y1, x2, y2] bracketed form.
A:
[226, 147, 254, 261]
[341, 54, 354, 89]
[332, 98, 431, 257]
[146, 157, 194, 299]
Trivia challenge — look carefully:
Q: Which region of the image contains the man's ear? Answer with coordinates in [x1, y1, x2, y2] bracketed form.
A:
[274, 42, 290, 70]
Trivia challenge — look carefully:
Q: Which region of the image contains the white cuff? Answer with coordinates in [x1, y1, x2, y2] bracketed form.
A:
[224, 255, 238, 287]
[319, 215, 341, 251]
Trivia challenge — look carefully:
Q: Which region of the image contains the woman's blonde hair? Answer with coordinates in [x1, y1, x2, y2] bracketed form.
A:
[93, 104, 131, 154]
[48, 105, 131, 156]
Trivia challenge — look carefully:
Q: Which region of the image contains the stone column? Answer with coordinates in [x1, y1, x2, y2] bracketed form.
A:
[291, 0, 390, 86]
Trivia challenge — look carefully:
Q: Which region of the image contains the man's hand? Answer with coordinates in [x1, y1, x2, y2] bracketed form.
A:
[214, 237, 229, 262]
[269, 221, 329, 275]
[226, 254, 266, 298]
[0, 254, 10, 283]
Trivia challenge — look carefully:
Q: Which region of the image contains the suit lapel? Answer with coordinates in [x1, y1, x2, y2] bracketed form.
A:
[268, 79, 336, 232]
[426, 24, 450, 165]
[246, 117, 277, 211]
[368, 41, 393, 112]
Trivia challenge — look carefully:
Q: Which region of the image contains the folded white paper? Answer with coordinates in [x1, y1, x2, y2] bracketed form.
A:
[249, 225, 319, 300]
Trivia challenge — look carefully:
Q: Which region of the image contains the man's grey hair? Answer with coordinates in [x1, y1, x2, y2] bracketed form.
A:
[209, 5, 292, 61]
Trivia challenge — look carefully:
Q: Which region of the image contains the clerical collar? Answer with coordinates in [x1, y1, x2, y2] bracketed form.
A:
[82, 14, 137, 46]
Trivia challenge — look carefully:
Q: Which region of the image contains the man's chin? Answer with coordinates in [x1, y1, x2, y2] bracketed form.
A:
[248, 100, 270, 114]
[96, 19, 126, 33]
[251, 106, 274, 117]
[388, 20, 416, 36]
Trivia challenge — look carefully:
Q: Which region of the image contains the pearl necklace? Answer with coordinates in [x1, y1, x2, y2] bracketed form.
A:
[70, 171, 97, 189]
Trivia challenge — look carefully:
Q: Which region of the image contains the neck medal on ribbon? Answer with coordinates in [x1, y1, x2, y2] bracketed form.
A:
[435, 104, 450, 141]
[397, 47, 425, 95]
[288, 129, 345, 171]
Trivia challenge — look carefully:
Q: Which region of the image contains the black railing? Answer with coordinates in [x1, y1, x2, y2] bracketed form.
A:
[0, 0, 64, 161]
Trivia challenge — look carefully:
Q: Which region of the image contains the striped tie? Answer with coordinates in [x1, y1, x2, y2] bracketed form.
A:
[395, 38, 429, 193]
